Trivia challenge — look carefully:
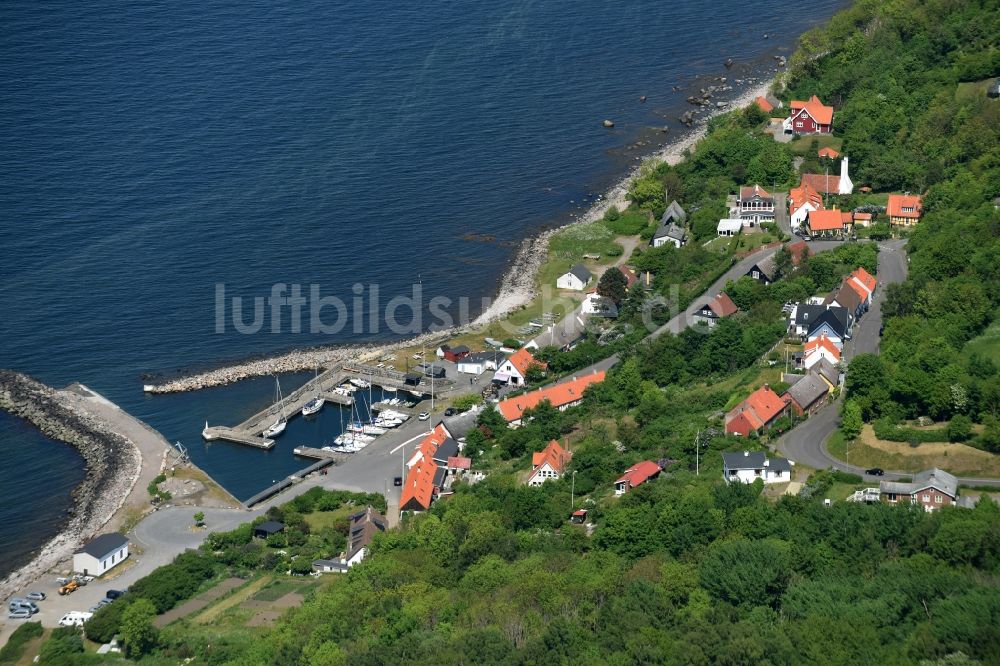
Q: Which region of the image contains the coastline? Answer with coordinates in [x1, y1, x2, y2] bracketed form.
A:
[143, 73, 779, 394]
[0, 372, 142, 600]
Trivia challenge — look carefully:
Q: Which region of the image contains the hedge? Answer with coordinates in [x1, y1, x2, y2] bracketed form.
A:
[873, 419, 951, 444]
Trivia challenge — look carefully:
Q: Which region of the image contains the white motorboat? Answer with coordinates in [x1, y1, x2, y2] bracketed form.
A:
[201, 421, 217, 440]
[301, 397, 324, 417]
[340, 383, 357, 393]
[383, 386, 398, 393]
[350, 378, 370, 389]
[362, 424, 387, 435]
[261, 378, 288, 438]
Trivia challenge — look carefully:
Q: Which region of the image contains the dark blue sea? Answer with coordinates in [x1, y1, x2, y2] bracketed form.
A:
[0, 0, 848, 576]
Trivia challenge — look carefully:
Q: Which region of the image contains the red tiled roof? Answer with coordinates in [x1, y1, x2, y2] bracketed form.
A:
[740, 184, 771, 200]
[799, 173, 840, 195]
[615, 460, 662, 491]
[710, 292, 738, 317]
[887, 194, 922, 219]
[790, 95, 834, 125]
[447, 456, 471, 470]
[807, 209, 846, 231]
[726, 385, 788, 435]
[841, 211, 853, 224]
[507, 347, 547, 377]
[845, 277, 869, 303]
[531, 440, 573, 476]
[789, 183, 824, 211]
[754, 96, 774, 113]
[853, 212, 872, 222]
[619, 265, 637, 288]
[818, 146, 840, 159]
[786, 241, 811, 266]
[400, 424, 451, 511]
[852, 267, 876, 293]
[498, 371, 606, 422]
[804, 334, 841, 361]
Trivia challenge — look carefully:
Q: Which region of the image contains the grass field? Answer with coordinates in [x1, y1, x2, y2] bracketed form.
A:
[828, 425, 1000, 477]
[193, 575, 272, 624]
[789, 134, 843, 156]
[303, 507, 354, 531]
[964, 311, 1000, 364]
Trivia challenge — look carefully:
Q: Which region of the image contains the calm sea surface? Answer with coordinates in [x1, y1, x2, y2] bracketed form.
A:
[0, 0, 848, 576]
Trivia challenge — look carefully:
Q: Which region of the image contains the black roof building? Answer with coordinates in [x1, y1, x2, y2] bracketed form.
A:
[253, 521, 285, 538]
[76, 532, 128, 558]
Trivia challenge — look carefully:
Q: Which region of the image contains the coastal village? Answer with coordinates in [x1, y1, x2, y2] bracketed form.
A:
[2, 3, 999, 661]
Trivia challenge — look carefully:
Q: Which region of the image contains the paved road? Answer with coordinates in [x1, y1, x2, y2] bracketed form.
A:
[776, 240, 1000, 488]
[652, 239, 843, 337]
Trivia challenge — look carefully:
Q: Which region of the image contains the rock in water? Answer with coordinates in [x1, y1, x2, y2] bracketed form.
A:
[602, 119, 614, 128]
[639, 95, 647, 103]
[724, 57, 735, 68]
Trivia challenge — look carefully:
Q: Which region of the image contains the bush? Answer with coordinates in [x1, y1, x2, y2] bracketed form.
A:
[502, 338, 522, 350]
[947, 414, 973, 442]
[873, 418, 951, 443]
[452, 394, 483, 412]
[0, 621, 43, 662]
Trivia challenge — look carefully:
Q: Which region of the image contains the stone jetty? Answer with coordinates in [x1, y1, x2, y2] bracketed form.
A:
[0, 371, 141, 600]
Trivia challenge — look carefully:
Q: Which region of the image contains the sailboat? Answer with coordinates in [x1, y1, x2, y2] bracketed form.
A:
[262, 377, 288, 438]
[301, 368, 324, 416]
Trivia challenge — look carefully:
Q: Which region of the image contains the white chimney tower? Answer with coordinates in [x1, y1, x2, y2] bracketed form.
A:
[838, 156, 854, 195]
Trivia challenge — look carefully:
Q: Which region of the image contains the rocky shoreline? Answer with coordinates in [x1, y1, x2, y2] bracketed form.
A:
[0, 371, 141, 600]
[142, 74, 779, 394]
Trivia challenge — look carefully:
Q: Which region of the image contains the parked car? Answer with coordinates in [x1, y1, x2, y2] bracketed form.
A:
[106, 589, 125, 600]
[55, 577, 71, 585]
[88, 605, 102, 613]
[444, 407, 456, 417]
[417, 412, 429, 421]
[865, 467, 885, 476]
[26, 591, 46, 601]
[97, 599, 112, 607]
[393, 476, 403, 487]
[8, 599, 38, 614]
[8, 609, 32, 620]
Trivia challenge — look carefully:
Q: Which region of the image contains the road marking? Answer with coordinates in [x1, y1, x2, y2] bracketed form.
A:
[389, 432, 429, 455]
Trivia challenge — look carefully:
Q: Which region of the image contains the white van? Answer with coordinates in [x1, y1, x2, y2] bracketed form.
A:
[58, 611, 93, 627]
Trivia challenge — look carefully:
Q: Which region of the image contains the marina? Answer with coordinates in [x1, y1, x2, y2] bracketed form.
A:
[200, 361, 450, 452]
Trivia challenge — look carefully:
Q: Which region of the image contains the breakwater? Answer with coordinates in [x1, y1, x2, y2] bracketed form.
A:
[0, 371, 141, 599]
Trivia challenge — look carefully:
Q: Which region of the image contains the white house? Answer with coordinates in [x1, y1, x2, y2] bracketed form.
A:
[735, 185, 775, 224]
[582, 292, 618, 317]
[493, 347, 546, 386]
[527, 440, 572, 486]
[73, 532, 129, 577]
[313, 507, 386, 573]
[717, 219, 746, 237]
[556, 264, 592, 291]
[456, 351, 505, 375]
[652, 223, 687, 248]
[722, 451, 793, 485]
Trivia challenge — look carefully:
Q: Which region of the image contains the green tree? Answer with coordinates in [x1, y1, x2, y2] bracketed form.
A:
[841, 400, 863, 440]
[597, 266, 629, 306]
[947, 414, 973, 442]
[700, 539, 791, 608]
[120, 598, 158, 658]
[193, 511, 205, 526]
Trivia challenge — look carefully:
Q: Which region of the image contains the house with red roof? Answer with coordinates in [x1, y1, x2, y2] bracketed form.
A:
[783, 95, 834, 134]
[527, 440, 573, 486]
[805, 209, 848, 237]
[614, 461, 662, 496]
[693, 292, 739, 328]
[754, 95, 774, 114]
[619, 265, 638, 289]
[497, 371, 606, 427]
[725, 385, 790, 437]
[786, 240, 811, 267]
[803, 334, 841, 369]
[887, 194, 922, 226]
[494, 347, 548, 386]
[852, 212, 873, 227]
[788, 182, 824, 229]
[797, 156, 853, 197]
[400, 424, 462, 512]
[818, 146, 840, 159]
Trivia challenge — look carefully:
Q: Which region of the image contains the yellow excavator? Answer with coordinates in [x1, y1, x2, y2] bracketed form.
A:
[58, 580, 78, 595]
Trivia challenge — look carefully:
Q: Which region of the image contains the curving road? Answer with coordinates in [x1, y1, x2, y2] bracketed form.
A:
[776, 239, 1000, 488]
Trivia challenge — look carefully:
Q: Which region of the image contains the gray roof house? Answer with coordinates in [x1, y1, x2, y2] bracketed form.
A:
[722, 451, 793, 485]
[880, 468, 960, 511]
[746, 255, 778, 284]
[77, 533, 128, 559]
[785, 374, 829, 414]
[557, 264, 593, 290]
[809, 357, 840, 386]
[662, 200, 687, 225]
[652, 222, 688, 248]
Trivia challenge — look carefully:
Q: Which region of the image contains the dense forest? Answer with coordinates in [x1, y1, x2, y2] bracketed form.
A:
[21, 0, 1000, 664]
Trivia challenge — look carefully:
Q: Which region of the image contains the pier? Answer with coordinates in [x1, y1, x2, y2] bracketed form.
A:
[202, 359, 456, 450]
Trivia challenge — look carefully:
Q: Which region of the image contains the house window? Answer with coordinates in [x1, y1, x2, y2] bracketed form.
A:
[935, 495, 942, 504]
[752, 271, 760, 278]
[754, 469, 762, 477]
[887, 493, 897, 502]
[795, 121, 803, 128]
[923, 494, 930, 502]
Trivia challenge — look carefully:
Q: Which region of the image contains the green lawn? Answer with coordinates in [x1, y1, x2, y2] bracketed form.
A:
[303, 507, 354, 531]
[964, 310, 1000, 364]
[788, 134, 843, 156]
